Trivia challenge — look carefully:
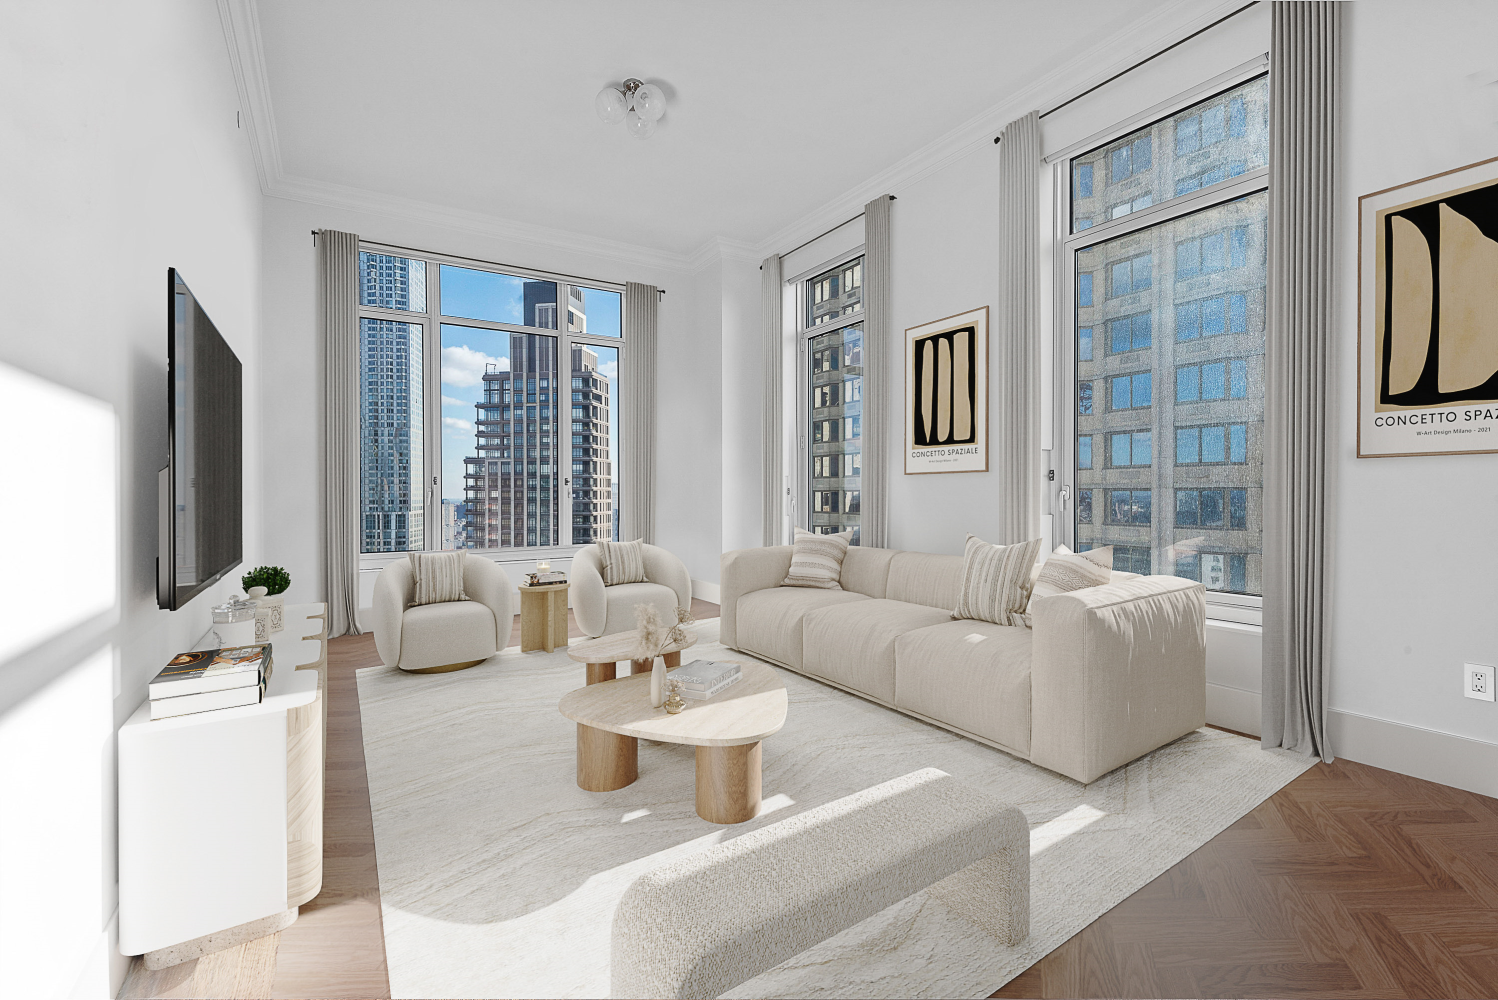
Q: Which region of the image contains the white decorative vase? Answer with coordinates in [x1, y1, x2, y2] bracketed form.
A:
[650, 658, 667, 708]
[247, 586, 285, 634]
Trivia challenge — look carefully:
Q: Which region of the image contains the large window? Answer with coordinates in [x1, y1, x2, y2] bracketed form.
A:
[1065, 73, 1268, 600]
[800, 254, 864, 543]
[357, 247, 625, 554]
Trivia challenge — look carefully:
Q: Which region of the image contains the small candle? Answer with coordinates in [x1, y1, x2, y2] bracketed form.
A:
[537, 561, 550, 572]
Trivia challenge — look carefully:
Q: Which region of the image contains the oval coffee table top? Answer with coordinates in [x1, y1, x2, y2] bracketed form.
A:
[566, 627, 697, 664]
[558, 660, 786, 747]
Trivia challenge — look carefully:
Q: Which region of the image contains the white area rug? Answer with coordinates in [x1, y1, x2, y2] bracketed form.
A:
[356, 619, 1314, 999]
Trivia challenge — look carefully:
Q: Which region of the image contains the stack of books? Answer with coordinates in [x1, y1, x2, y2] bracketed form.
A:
[526, 571, 567, 586]
[671, 659, 742, 700]
[149, 644, 273, 720]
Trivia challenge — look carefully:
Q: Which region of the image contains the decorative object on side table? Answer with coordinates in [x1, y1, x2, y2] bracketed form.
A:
[210, 596, 257, 648]
[664, 678, 685, 714]
[242, 565, 290, 634]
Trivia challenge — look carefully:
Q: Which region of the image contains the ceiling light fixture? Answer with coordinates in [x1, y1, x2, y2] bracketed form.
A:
[596, 78, 665, 139]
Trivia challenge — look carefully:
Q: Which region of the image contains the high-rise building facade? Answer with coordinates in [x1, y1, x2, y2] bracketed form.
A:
[1070, 77, 1267, 595]
[461, 338, 612, 548]
[358, 251, 428, 553]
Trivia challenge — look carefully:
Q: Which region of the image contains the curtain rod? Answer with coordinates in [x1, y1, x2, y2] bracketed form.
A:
[1036, 0, 1260, 121]
[762, 195, 896, 269]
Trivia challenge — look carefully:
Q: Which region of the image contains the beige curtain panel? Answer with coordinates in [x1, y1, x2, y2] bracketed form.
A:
[1262, 1, 1339, 760]
[623, 282, 658, 544]
[996, 111, 1042, 545]
[318, 228, 362, 638]
[862, 195, 893, 549]
[760, 254, 783, 546]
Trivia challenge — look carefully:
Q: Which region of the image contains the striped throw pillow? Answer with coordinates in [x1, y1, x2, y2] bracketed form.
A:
[598, 539, 648, 586]
[781, 527, 853, 589]
[407, 551, 468, 607]
[1030, 545, 1113, 602]
[952, 535, 1043, 627]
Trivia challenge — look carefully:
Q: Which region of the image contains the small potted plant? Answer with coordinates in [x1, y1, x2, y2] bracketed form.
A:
[242, 565, 291, 635]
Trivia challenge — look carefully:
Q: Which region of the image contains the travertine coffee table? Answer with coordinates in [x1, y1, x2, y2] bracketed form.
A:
[566, 628, 697, 685]
[557, 661, 787, 824]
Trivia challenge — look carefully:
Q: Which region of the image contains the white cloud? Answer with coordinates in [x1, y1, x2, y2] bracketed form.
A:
[442, 394, 469, 408]
[441, 345, 507, 387]
[598, 359, 618, 379]
[443, 416, 473, 433]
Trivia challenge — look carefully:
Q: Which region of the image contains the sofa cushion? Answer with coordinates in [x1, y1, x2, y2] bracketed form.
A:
[839, 545, 896, 598]
[802, 599, 953, 704]
[894, 619, 1033, 755]
[885, 552, 965, 610]
[735, 587, 869, 668]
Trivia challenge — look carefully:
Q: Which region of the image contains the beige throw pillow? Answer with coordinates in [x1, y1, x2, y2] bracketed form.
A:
[1013, 544, 1113, 628]
[952, 535, 1042, 627]
[781, 527, 853, 589]
[598, 539, 648, 586]
[407, 551, 468, 607]
[1030, 544, 1113, 602]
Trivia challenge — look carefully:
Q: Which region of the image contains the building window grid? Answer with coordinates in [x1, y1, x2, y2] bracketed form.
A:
[1068, 72, 1268, 599]
[800, 253, 866, 544]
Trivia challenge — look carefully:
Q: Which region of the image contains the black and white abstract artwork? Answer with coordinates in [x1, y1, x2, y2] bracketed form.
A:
[905, 306, 987, 474]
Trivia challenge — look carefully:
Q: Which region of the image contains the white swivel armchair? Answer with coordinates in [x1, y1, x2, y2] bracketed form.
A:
[571, 543, 692, 638]
[371, 555, 516, 672]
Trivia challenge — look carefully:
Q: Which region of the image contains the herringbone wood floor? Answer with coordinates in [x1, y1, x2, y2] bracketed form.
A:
[994, 754, 1498, 999]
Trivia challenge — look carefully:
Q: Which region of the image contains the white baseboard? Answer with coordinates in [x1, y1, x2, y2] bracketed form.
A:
[692, 579, 721, 605]
[1328, 709, 1498, 799]
[1207, 682, 1262, 737]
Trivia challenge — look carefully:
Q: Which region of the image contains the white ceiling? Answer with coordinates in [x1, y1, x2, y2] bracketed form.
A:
[251, 0, 1176, 258]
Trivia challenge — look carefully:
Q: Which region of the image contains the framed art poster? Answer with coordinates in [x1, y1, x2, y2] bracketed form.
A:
[1359, 154, 1498, 457]
[905, 306, 987, 474]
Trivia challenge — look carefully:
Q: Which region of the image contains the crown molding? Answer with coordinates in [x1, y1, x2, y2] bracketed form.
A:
[221, 0, 1255, 279]
[747, 0, 1255, 262]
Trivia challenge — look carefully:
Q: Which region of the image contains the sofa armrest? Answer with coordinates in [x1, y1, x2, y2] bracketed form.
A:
[371, 561, 413, 668]
[572, 545, 607, 638]
[464, 556, 516, 649]
[643, 544, 692, 611]
[719, 546, 793, 648]
[1029, 576, 1206, 784]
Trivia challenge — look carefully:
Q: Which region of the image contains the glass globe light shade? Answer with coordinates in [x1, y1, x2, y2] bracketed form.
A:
[633, 83, 666, 122]
[625, 110, 657, 139]
[595, 87, 627, 125]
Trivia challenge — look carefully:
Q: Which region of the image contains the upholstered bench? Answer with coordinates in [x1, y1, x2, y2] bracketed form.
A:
[610, 768, 1029, 999]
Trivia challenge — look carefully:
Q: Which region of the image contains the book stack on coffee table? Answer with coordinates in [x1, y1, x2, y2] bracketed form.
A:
[670, 659, 742, 700]
[149, 644, 273, 720]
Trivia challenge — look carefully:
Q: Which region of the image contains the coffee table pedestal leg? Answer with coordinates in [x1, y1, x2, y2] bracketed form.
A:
[576, 724, 637, 791]
[585, 662, 617, 685]
[695, 742, 762, 824]
[662, 651, 682, 668]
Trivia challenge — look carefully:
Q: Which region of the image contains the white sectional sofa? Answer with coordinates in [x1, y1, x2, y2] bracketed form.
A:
[720, 544, 1207, 784]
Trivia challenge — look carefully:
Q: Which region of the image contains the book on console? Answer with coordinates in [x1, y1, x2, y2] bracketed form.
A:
[150, 677, 266, 720]
[149, 643, 273, 699]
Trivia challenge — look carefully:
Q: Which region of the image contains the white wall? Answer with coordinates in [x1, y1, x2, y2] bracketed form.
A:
[1328, 0, 1498, 769]
[0, 2, 263, 996]
[720, 256, 764, 556]
[256, 197, 725, 606]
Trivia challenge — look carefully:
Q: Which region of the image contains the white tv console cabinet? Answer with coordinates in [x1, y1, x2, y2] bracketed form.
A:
[119, 603, 328, 968]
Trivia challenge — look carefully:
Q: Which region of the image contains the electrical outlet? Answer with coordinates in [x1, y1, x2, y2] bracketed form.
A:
[1465, 663, 1495, 702]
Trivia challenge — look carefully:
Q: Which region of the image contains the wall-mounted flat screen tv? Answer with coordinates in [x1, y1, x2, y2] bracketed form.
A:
[158, 268, 242, 611]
